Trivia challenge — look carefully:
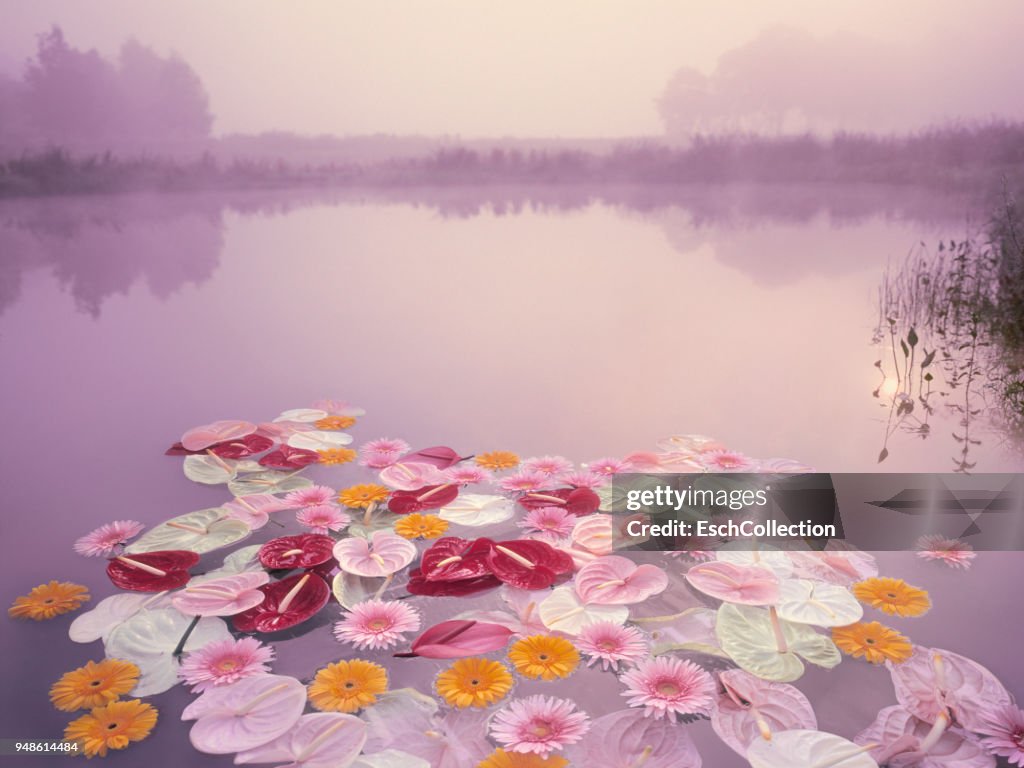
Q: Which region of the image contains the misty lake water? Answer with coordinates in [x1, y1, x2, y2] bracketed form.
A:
[3, 184, 1020, 475]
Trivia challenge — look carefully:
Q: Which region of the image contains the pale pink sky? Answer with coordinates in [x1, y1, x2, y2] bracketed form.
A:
[0, 0, 1021, 137]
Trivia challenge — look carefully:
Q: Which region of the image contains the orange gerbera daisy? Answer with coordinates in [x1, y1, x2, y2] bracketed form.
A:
[394, 513, 449, 540]
[479, 749, 570, 768]
[508, 635, 580, 681]
[308, 660, 388, 713]
[832, 621, 913, 664]
[337, 484, 390, 509]
[318, 447, 358, 465]
[50, 659, 140, 711]
[315, 415, 357, 430]
[63, 699, 157, 758]
[475, 451, 520, 471]
[8, 580, 90, 621]
[852, 577, 931, 617]
[436, 658, 513, 708]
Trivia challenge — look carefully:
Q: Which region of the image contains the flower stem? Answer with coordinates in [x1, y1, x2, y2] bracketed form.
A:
[172, 615, 201, 659]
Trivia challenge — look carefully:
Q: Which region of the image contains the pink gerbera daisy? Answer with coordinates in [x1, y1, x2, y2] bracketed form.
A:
[558, 469, 607, 489]
[284, 485, 336, 508]
[698, 450, 757, 472]
[359, 438, 410, 468]
[518, 506, 576, 538]
[521, 456, 574, 477]
[311, 398, 365, 417]
[620, 657, 714, 720]
[977, 704, 1024, 766]
[333, 599, 422, 650]
[296, 504, 351, 534]
[577, 622, 649, 671]
[588, 457, 633, 476]
[73, 520, 145, 557]
[179, 637, 274, 692]
[915, 534, 976, 570]
[500, 471, 550, 493]
[489, 695, 590, 755]
[443, 465, 493, 485]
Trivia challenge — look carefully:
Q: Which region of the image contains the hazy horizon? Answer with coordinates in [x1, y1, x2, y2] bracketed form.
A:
[2, 0, 1024, 139]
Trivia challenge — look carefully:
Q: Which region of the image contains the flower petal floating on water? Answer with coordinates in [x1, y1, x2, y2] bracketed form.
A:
[125, 508, 250, 555]
[686, 561, 780, 605]
[711, 669, 817, 756]
[234, 712, 367, 768]
[106, 550, 200, 592]
[574, 556, 668, 605]
[182, 674, 307, 754]
[746, 729, 878, 768]
[334, 531, 416, 577]
[182, 419, 257, 451]
[8, 580, 90, 621]
[172, 572, 270, 617]
[233, 572, 330, 633]
[565, 708, 701, 768]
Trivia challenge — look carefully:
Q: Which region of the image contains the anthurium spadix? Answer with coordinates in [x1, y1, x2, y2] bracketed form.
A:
[234, 712, 367, 768]
[775, 579, 863, 627]
[171, 572, 269, 617]
[574, 556, 669, 605]
[125, 508, 250, 555]
[711, 669, 817, 756]
[716, 603, 840, 682]
[104, 608, 231, 696]
[566, 708, 702, 768]
[855, 705, 994, 768]
[746, 729, 879, 768]
[182, 674, 307, 754]
[538, 584, 629, 635]
[438, 494, 515, 527]
[686, 562, 780, 606]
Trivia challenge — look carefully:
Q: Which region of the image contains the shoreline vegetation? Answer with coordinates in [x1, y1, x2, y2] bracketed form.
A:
[1, 123, 1022, 199]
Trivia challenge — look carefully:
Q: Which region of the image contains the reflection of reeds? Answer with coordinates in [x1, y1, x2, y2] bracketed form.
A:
[874, 195, 1024, 470]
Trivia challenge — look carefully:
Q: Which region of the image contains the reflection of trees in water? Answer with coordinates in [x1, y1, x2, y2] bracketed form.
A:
[873, 203, 1024, 471]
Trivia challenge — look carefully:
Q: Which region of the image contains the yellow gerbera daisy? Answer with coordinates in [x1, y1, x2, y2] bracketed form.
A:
[308, 660, 388, 713]
[50, 659, 140, 711]
[338, 484, 391, 509]
[508, 635, 579, 681]
[479, 749, 570, 768]
[63, 699, 157, 758]
[315, 415, 357, 430]
[394, 513, 449, 540]
[436, 658, 513, 708]
[852, 577, 931, 617]
[475, 451, 520, 471]
[832, 621, 913, 664]
[8, 580, 90, 621]
[318, 447, 358, 465]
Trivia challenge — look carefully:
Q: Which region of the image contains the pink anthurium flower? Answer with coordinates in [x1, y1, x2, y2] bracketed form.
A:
[106, 550, 200, 591]
[222, 494, 295, 529]
[711, 669, 817, 756]
[182, 420, 257, 452]
[396, 619, 514, 658]
[333, 531, 416, 577]
[406, 569, 502, 597]
[172, 572, 270, 617]
[234, 712, 367, 768]
[259, 534, 336, 570]
[397, 446, 463, 468]
[258, 445, 319, 470]
[209, 433, 274, 459]
[379, 461, 447, 490]
[387, 483, 460, 514]
[574, 556, 669, 605]
[518, 487, 601, 516]
[232, 572, 330, 633]
[686, 561, 780, 605]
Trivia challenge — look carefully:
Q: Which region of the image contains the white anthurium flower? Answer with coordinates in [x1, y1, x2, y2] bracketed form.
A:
[775, 578, 863, 627]
[104, 607, 231, 696]
[69, 591, 174, 644]
[746, 729, 878, 768]
[438, 494, 515, 526]
[228, 470, 313, 497]
[716, 603, 840, 683]
[716, 547, 794, 578]
[274, 408, 329, 423]
[287, 430, 354, 451]
[125, 508, 250, 555]
[538, 584, 629, 635]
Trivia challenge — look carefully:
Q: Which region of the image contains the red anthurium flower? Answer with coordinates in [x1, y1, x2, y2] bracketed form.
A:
[210, 433, 274, 459]
[406, 569, 501, 597]
[232, 572, 329, 633]
[387, 483, 460, 514]
[164, 441, 205, 456]
[419, 537, 495, 582]
[398, 446, 463, 469]
[258, 445, 320, 470]
[487, 538, 574, 590]
[517, 487, 600, 516]
[106, 550, 200, 591]
[259, 534, 335, 570]
[397, 619, 513, 658]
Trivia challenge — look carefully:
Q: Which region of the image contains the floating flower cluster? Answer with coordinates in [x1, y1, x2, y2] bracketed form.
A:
[7, 403, 1020, 766]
